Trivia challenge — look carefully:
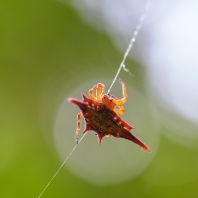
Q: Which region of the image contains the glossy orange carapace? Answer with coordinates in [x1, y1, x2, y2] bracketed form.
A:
[68, 78, 150, 152]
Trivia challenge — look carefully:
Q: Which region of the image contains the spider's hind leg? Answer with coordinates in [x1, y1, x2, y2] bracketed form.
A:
[75, 112, 83, 144]
[114, 105, 125, 115]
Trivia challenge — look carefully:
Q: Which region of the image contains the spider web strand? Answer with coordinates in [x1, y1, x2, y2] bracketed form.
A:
[38, 133, 86, 198]
[38, 1, 152, 196]
[107, 0, 151, 94]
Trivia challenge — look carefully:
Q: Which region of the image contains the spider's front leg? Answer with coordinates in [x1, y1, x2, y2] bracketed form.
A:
[115, 78, 128, 106]
[88, 83, 105, 101]
[96, 83, 105, 100]
[88, 85, 97, 101]
[75, 112, 83, 144]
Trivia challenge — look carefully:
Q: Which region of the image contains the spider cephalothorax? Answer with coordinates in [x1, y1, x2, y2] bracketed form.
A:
[68, 78, 150, 152]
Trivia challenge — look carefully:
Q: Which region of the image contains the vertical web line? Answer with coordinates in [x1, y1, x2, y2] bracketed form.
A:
[38, 0, 151, 197]
[107, 0, 151, 94]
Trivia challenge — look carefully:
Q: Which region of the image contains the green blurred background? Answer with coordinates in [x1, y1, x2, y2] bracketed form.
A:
[1, 0, 198, 198]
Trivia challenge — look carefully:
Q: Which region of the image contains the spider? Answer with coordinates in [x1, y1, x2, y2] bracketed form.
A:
[68, 78, 150, 152]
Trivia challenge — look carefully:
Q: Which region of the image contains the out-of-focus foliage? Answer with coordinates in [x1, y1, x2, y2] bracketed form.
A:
[0, 0, 198, 198]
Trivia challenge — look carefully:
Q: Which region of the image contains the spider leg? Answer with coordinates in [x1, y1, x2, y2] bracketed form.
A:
[110, 93, 125, 115]
[114, 105, 125, 115]
[88, 85, 97, 101]
[115, 77, 128, 106]
[96, 83, 105, 100]
[76, 112, 83, 144]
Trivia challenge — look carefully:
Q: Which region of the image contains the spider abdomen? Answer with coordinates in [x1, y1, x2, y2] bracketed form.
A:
[69, 94, 150, 152]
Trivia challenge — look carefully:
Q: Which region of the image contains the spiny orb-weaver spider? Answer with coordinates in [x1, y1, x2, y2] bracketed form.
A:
[68, 78, 150, 152]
